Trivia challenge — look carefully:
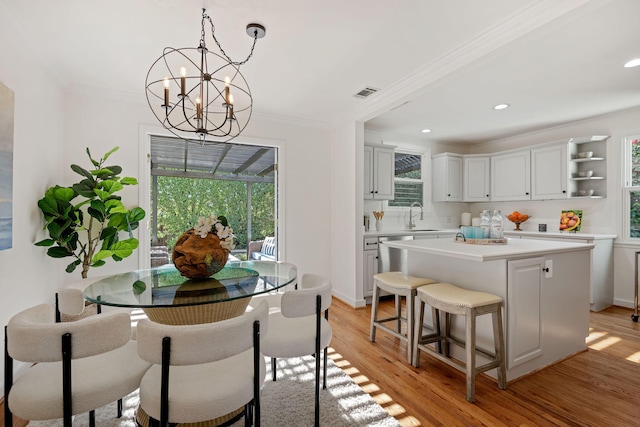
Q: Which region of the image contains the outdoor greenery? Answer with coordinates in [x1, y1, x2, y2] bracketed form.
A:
[630, 139, 640, 237]
[35, 147, 146, 278]
[153, 176, 275, 253]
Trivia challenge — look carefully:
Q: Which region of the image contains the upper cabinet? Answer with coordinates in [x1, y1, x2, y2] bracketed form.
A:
[463, 155, 491, 202]
[531, 143, 568, 200]
[364, 144, 395, 200]
[491, 149, 531, 201]
[432, 153, 463, 202]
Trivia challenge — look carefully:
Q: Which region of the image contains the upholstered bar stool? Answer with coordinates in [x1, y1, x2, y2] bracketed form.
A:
[369, 272, 437, 363]
[413, 282, 507, 402]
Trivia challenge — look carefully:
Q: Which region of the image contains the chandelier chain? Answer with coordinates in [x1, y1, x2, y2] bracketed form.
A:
[202, 11, 258, 67]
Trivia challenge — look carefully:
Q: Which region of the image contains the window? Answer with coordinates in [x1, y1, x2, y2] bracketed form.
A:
[387, 152, 423, 207]
[624, 135, 640, 239]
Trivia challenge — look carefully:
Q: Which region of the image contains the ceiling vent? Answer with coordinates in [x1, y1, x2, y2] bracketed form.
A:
[353, 87, 380, 99]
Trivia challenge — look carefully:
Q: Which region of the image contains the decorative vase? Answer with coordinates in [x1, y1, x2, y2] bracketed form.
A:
[375, 220, 382, 231]
[172, 229, 230, 279]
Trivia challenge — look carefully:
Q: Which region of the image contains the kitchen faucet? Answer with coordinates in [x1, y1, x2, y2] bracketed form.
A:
[409, 202, 423, 229]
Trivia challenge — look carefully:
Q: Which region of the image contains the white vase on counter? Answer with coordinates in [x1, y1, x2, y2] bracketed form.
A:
[376, 220, 382, 231]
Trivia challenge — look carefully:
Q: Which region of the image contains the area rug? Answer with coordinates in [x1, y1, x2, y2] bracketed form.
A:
[28, 355, 399, 427]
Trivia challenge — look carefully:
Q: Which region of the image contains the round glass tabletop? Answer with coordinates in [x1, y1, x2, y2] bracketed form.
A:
[83, 260, 297, 308]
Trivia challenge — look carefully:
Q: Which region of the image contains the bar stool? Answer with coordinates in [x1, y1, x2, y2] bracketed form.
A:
[413, 282, 507, 402]
[369, 272, 437, 363]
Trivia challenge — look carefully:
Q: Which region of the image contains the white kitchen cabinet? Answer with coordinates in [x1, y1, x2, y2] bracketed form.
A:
[432, 153, 463, 202]
[531, 143, 569, 200]
[364, 144, 395, 200]
[507, 257, 544, 368]
[491, 149, 531, 201]
[363, 237, 379, 298]
[463, 155, 490, 202]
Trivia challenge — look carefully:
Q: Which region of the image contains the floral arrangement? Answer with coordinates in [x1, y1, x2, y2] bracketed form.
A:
[193, 214, 236, 251]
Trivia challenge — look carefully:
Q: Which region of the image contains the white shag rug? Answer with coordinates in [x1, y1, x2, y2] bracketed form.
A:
[28, 355, 400, 427]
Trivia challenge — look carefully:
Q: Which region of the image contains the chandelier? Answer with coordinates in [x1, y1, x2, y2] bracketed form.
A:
[146, 9, 265, 143]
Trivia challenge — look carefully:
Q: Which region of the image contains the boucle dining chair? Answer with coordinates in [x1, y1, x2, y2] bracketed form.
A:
[260, 273, 332, 427]
[136, 299, 269, 427]
[4, 302, 151, 427]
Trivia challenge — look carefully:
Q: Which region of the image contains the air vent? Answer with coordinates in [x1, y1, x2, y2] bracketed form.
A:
[353, 87, 380, 99]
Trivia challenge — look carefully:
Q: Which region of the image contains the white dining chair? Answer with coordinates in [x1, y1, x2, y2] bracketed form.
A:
[136, 299, 269, 427]
[4, 303, 151, 427]
[260, 273, 332, 427]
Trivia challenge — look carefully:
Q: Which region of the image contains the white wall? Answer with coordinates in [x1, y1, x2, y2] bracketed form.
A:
[0, 2, 67, 388]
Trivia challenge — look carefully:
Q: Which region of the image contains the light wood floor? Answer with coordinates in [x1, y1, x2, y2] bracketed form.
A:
[328, 298, 640, 427]
[3, 300, 639, 427]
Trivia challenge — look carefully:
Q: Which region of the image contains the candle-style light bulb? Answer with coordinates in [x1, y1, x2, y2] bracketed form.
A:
[180, 67, 186, 96]
[196, 97, 202, 120]
[227, 93, 234, 120]
[224, 76, 231, 105]
[163, 78, 170, 107]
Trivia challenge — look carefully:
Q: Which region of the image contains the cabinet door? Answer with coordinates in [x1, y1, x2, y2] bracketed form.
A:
[363, 249, 378, 297]
[364, 145, 374, 199]
[432, 154, 462, 201]
[507, 257, 544, 368]
[531, 144, 568, 200]
[374, 147, 395, 200]
[463, 156, 490, 202]
[491, 150, 531, 201]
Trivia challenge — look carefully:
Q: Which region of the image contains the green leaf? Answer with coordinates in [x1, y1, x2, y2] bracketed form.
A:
[52, 187, 76, 204]
[105, 199, 127, 214]
[100, 226, 117, 241]
[47, 246, 73, 258]
[87, 206, 105, 223]
[102, 146, 119, 161]
[47, 222, 63, 240]
[132, 280, 146, 295]
[90, 260, 106, 268]
[218, 215, 229, 227]
[92, 238, 138, 262]
[103, 165, 123, 176]
[120, 177, 138, 185]
[129, 207, 146, 222]
[65, 260, 81, 273]
[34, 238, 55, 247]
[101, 180, 124, 194]
[72, 179, 97, 199]
[92, 168, 116, 178]
[107, 212, 128, 231]
[94, 188, 111, 201]
[86, 147, 99, 167]
[38, 195, 60, 216]
[70, 164, 95, 182]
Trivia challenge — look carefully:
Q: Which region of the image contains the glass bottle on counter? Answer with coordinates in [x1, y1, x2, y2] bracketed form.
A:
[490, 209, 504, 239]
[480, 210, 491, 239]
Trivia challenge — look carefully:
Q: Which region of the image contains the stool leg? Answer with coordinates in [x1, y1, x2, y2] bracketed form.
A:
[493, 306, 507, 390]
[412, 299, 425, 368]
[443, 311, 451, 357]
[432, 307, 442, 354]
[406, 291, 415, 364]
[370, 282, 380, 342]
[395, 294, 402, 333]
[466, 307, 476, 403]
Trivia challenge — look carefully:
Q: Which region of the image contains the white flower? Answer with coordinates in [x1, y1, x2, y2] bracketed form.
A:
[192, 213, 235, 250]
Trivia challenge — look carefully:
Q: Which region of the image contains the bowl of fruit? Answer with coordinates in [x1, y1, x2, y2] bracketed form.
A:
[507, 211, 530, 231]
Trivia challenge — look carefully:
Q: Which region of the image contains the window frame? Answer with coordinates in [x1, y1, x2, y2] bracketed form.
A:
[385, 148, 429, 211]
[622, 133, 640, 242]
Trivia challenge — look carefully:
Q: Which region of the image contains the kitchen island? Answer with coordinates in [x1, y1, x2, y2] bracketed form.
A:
[383, 237, 593, 381]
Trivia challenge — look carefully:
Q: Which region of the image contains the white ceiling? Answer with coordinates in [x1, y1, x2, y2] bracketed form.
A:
[4, 0, 640, 145]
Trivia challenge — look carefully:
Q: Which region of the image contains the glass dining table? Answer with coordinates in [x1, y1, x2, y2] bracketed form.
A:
[83, 260, 297, 325]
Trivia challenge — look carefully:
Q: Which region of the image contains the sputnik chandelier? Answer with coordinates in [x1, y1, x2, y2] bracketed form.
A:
[146, 9, 265, 143]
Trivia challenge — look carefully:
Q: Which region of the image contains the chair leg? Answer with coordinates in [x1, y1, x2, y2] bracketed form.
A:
[89, 410, 96, 427]
[412, 299, 425, 368]
[493, 307, 507, 390]
[369, 282, 380, 342]
[117, 398, 123, 417]
[466, 308, 477, 403]
[323, 347, 328, 390]
[394, 294, 402, 333]
[271, 357, 277, 381]
[4, 326, 14, 427]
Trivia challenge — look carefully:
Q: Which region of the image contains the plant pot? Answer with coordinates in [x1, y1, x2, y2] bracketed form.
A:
[172, 229, 230, 279]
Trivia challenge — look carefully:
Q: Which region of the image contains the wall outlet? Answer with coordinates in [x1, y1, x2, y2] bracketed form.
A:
[544, 259, 553, 278]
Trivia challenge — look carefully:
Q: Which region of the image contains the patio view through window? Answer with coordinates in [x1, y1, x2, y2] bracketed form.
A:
[149, 135, 277, 264]
[388, 152, 423, 207]
[626, 136, 640, 238]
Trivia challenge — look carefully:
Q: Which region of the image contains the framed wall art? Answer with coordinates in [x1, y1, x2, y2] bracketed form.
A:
[0, 80, 14, 250]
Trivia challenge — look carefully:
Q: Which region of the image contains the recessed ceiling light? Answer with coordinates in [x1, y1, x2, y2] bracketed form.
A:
[421, 129, 432, 133]
[493, 103, 510, 110]
[624, 58, 640, 68]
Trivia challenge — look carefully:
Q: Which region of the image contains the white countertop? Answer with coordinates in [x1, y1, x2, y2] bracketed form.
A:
[504, 230, 617, 240]
[364, 229, 459, 238]
[382, 236, 594, 262]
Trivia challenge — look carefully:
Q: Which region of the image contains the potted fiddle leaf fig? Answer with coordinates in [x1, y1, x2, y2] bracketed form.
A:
[35, 146, 146, 278]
